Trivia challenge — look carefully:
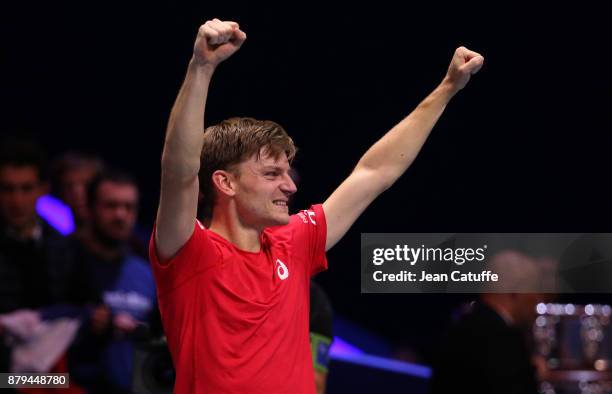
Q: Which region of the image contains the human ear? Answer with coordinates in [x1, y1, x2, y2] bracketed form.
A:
[211, 170, 236, 197]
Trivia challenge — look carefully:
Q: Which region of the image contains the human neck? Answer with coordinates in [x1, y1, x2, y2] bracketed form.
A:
[5, 219, 40, 241]
[208, 207, 262, 252]
[82, 228, 124, 261]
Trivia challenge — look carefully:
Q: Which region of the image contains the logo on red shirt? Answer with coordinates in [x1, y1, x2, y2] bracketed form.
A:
[276, 259, 289, 280]
[299, 210, 316, 225]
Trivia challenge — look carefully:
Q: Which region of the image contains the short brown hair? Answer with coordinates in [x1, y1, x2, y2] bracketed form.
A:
[199, 117, 297, 218]
[50, 151, 106, 198]
[0, 138, 47, 182]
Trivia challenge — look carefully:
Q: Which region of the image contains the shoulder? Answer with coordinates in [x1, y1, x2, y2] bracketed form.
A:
[124, 254, 154, 277]
[271, 205, 325, 232]
[296, 205, 325, 226]
[264, 205, 327, 249]
[262, 207, 314, 241]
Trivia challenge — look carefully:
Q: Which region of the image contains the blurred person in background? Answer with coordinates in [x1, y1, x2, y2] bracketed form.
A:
[429, 250, 546, 394]
[50, 152, 150, 260]
[50, 152, 106, 238]
[310, 280, 333, 394]
[0, 139, 87, 388]
[69, 171, 158, 394]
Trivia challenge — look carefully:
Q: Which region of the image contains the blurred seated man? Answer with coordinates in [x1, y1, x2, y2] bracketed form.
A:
[429, 250, 545, 394]
[69, 171, 158, 393]
[50, 151, 105, 238]
[0, 139, 84, 375]
[51, 152, 149, 260]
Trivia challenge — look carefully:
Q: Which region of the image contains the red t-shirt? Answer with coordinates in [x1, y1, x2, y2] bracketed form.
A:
[149, 204, 328, 393]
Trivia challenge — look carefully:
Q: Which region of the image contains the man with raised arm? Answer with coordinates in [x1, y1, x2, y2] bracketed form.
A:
[150, 18, 483, 393]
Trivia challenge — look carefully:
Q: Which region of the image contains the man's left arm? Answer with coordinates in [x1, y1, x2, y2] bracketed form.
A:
[323, 47, 484, 251]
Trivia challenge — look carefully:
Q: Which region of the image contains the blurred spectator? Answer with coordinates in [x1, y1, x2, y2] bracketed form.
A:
[50, 152, 149, 260]
[69, 171, 158, 393]
[50, 152, 105, 238]
[0, 139, 85, 377]
[429, 250, 544, 394]
[310, 280, 333, 394]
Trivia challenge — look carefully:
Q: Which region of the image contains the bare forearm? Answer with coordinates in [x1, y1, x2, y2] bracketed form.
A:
[161, 60, 215, 180]
[323, 47, 483, 251]
[356, 79, 457, 189]
[154, 20, 245, 261]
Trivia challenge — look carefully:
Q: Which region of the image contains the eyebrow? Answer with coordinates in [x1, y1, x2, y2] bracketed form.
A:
[261, 165, 289, 171]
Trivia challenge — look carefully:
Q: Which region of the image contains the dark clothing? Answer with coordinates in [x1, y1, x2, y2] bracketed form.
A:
[309, 280, 333, 374]
[0, 220, 79, 314]
[69, 242, 157, 394]
[429, 302, 538, 394]
[0, 219, 85, 373]
[310, 280, 333, 339]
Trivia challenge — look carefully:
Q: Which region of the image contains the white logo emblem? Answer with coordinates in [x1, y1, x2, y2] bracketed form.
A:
[302, 210, 316, 225]
[276, 259, 289, 280]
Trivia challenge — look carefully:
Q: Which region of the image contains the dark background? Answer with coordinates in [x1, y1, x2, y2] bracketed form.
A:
[4, 2, 611, 362]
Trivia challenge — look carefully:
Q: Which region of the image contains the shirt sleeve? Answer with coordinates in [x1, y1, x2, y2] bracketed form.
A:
[148, 220, 221, 295]
[290, 204, 328, 276]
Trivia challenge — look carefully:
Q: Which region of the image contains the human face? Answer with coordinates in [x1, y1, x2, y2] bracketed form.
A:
[0, 165, 45, 231]
[232, 150, 297, 229]
[91, 181, 138, 244]
[61, 167, 97, 223]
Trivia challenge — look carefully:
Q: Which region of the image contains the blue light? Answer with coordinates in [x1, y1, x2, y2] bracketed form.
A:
[330, 335, 431, 378]
[36, 195, 75, 235]
[330, 336, 365, 357]
[331, 349, 432, 378]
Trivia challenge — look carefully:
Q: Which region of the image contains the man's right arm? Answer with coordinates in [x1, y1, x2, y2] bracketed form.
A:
[155, 19, 246, 262]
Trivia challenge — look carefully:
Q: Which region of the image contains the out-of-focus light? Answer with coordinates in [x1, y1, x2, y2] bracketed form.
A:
[537, 303, 547, 315]
[594, 359, 608, 371]
[585, 304, 594, 316]
[330, 336, 364, 357]
[331, 349, 431, 378]
[36, 195, 74, 235]
[564, 304, 575, 315]
[329, 336, 431, 378]
[536, 316, 547, 327]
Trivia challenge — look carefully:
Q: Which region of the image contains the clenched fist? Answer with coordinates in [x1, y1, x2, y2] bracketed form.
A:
[193, 18, 247, 68]
[444, 46, 484, 92]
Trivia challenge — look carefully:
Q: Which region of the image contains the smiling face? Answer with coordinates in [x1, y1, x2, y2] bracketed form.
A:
[199, 117, 297, 220]
[229, 149, 297, 229]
